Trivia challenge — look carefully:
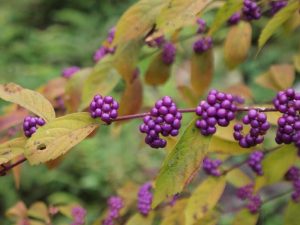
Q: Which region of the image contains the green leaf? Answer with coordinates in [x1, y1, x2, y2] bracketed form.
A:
[0, 83, 55, 122]
[258, 0, 300, 49]
[0, 137, 26, 164]
[283, 201, 300, 225]
[153, 118, 211, 207]
[25, 112, 98, 165]
[190, 49, 214, 97]
[185, 177, 226, 225]
[232, 209, 259, 225]
[209, 136, 252, 155]
[226, 168, 252, 187]
[80, 59, 120, 111]
[209, 0, 243, 35]
[27, 202, 50, 223]
[156, 0, 211, 34]
[255, 145, 297, 191]
[224, 22, 252, 69]
[145, 52, 172, 85]
[125, 213, 154, 225]
[113, 0, 166, 44]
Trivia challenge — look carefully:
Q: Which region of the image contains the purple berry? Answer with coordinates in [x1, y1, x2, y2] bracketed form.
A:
[292, 179, 300, 202]
[102, 196, 124, 225]
[23, 116, 45, 137]
[285, 166, 300, 181]
[228, 12, 241, 25]
[62, 66, 80, 78]
[242, 0, 262, 21]
[147, 36, 166, 48]
[247, 195, 262, 214]
[196, 18, 207, 33]
[247, 151, 264, 176]
[71, 206, 86, 225]
[193, 37, 213, 54]
[162, 42, 176, 65]
[203, 157, 222, 177]
[137, 182, 153, 216]
[236, 184, 254, 200]
[269, 0, 287, 16]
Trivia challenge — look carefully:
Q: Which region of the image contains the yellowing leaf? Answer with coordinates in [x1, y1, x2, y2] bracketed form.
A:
[125, 212, 154, 225]
[224, 22, 252, 69]
[194, 211, 220, 225]
[156, 0, 211, 34]
[258, 1, 300, 49]
[294, 54, 300, 72]
[145, 52, 172, 85]
[269, 64, 295, 90]
[185, 177, 226, 225]
[232, 209, 258, 225]
[209, 0, 243, 35]
[6, 201, 27, 219]
[153, 118, 211, 207]
[283, 201, 300, 225]
[209, 136, 252, 155]
[226, 168, 252, 187]
[223, 83, 253, 102]
[177, 86, 198, 106]
[41, 77, 66, 104]
[57, 203, 79, 218]
[0, 137, 26, 164]
[25, 112, 98, 165]
[191, 49, 214, 97]
[0, 83, 55, 122]
[113, 0, 166, 44]
[28, 202, 50, 223]
[255, 145, 297, 191]
[161, 199, 188, 225]
[255, 71, 280, 91]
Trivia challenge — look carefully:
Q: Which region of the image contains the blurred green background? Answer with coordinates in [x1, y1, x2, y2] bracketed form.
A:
[0, 0, 300, 224]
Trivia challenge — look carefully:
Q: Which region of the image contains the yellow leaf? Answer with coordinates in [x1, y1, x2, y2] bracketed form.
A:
[283, 200, 300, 225]
[226, 168, 252, 187]
[57, 203, 79, 218]
[209, 136, 252, 155]
[145, 52, 172, 85]
[28, 202, 50, 223]
[255, 71, 281, 91]
[255, 145, 297, 191]
[195, 211, 220, 225]
[185, 177, 226, 225]
[6, 201, 27, 219]
[0, 137, 26, 164]
[177, 86, 198, 107]
[25, 112, 98, 165]
[153, 118, 211, 207]
[0, 83, 55, 122]
[191, 49, 214, 97]
[294, 54, 300, 72]
[269, 64, 295, 90]
[161, 199, 188, 225]
[125, 212, 154, 225]
[232, 209, 258, 225]
[224, 22, 252, 69]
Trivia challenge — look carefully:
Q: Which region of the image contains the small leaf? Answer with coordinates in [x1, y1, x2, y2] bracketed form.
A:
[0, 83, 55, 121]
[0, 137, 26, 164]
[258, 1, 300, 49]
[161, 199, 188, 225]
[25, 113, 98, 165]
[6, 201, 27, 219]
[269, 64, 295, 90]
[283, 200, 300, 225]
[185, 176, 226, 225]
[224, 22, 252, 69]
[190, 49, 214, 97]
[255, 145, 297, 191]
[153, 118, 211, 207]
[28, 202, 50, 223]
[156, 0, 211, 34]
[57, 203, 79, 218]
[226, 168, 252, 187]
[209, 0, 243, 35]
[113, 0, 166, 44]
[232, 209, 259, 225]
[145, 52, 172, 85]
[125, 212, 154, 225]
[209, 136, 252, 155]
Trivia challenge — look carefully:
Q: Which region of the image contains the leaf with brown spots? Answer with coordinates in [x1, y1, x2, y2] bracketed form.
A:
[0, 137, 26, 164]
[25, 112, 98, 165]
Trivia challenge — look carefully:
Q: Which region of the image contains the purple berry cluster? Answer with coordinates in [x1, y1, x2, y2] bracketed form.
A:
[195, 90, 237, 136]
[285, 166, 300, 202]
[233, 110, 270, 148]
[70, 206, 86, 225]
[137, 182, 153, 216]
[196, 18, 207, 33]
[247, 151, 264, 176]
[237, 184, 261, 214]
[243, 0, 262, 21]
[228, 12, 241, 25]
[162, 42, 176, 65]
[89, 95, 119, 124]
[102, 196, 124, 225]
[23, 116, 45, 137]
[269, 0, 287, 16]
[93, 27, 116, 63]
[202, 157, 222, 177]
[193, 37, 213, 54]
[140, 96, 182, 148]
[61, 66, 80, 79]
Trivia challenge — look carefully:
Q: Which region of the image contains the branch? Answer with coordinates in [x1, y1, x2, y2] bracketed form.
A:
[0, 157, 27, 176]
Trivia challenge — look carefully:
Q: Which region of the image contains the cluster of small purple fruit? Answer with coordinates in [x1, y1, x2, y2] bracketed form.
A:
[70, 206, 87, 225]
[237, 184, 262, 214]
[137, 182, 153, 216]
[94, 27, 116, 63]
[195, 90, 237, 136]
[23, 116, 45, 138]
[61, 66, 80, 79]
[193, 37, 213, 54]
[233, 110, 270, 148]
[89, 95, 119, 124]
[196, 18, 207, 33]
[102, 196, 124, 225]
[162, 42, 176, 65]
[269, 0, 288, 16]
[285, 166, 300, 202]
[243, 0, 262, 21]
[247, 151, 264, 176]
[202, 157, 222, 177]
[139, 96, 182, 148]
[273, 89, 300, 154]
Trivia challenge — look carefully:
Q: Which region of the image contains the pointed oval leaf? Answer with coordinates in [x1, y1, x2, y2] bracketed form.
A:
[145, 52, 172, 85]
[0, 83, 55, 121]
[153, 118, 211, 207]
[125, 213, 154, 225]
[258, 1, 299, 49]
[185, 177, 226, 225]
[255, 145, 297, 191]
[0, 137, 26, 164]
[269, 64, 295, 90]
[25, 112, 98, 165]
[6, 201, 27, 219]
[284, 201, 300, 225]
[28, 202, 50, 223]
[191, 49, 214, 97]
[232, 209, 258, 225]
[224, 22, 252, 69]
